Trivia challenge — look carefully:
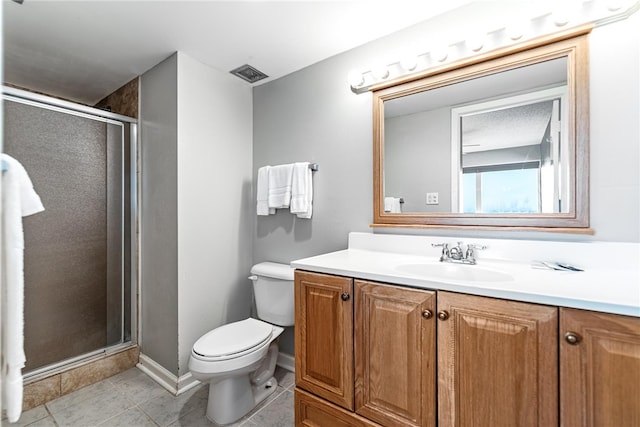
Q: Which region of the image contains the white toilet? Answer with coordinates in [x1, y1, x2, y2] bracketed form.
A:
[188, 262, 295, 425]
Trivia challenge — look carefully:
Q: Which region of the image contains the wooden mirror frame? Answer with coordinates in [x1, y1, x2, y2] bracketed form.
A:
[373, 27, 591, 232]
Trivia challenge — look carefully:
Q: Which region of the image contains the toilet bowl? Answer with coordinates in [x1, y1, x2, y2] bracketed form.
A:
[188, 262, 294, 425]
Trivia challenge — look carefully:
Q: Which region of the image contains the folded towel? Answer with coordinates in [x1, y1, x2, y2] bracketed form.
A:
[268, 164, 294, 210]
[1, 153, 45, 423]
[290, 162, 313, 219]
[384, 197, 402, 213]
[256, 166, 274, 215]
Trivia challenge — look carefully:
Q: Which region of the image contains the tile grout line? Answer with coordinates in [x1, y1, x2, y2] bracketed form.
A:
[42, 404, 59, 427]
[243, 386, 287, 424]
[134, 403, 162, 427]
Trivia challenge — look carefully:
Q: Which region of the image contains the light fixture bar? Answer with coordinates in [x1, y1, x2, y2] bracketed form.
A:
[349, 0, 638, 93]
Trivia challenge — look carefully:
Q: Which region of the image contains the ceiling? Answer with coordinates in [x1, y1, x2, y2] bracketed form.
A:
[2, 0, 471, 105]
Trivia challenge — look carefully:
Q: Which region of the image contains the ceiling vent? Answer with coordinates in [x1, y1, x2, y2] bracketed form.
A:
[230, 64, 268, 84]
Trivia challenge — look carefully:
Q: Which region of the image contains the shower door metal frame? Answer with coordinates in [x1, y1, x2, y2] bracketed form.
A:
[2, 85, 138, 380]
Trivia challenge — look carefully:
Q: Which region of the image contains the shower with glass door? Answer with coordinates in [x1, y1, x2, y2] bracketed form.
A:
[2, 87, 137, 379]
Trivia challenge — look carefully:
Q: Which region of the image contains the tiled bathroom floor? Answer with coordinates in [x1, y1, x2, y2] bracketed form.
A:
[4, 366, 294, 427]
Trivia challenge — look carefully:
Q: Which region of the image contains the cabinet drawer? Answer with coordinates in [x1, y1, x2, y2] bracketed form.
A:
[296, 388, 380, 427]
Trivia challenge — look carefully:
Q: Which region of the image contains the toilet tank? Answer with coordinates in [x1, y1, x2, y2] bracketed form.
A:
[250, 262, 295, 327]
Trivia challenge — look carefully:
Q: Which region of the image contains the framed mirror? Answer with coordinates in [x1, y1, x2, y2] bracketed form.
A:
[373, 30, 590, 230]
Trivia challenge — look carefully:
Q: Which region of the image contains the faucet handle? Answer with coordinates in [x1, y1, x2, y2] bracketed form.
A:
[465, 243, 487, 263]
[467, 244, 487, 251]
[432, 243, 450, 262]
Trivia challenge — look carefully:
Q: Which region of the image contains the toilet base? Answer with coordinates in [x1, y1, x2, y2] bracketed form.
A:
[205, 375, 279, 425]
[204, 341, 281, 425]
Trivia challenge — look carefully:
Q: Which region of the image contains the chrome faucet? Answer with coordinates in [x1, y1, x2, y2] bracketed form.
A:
[432, 242, 486, 265]
[432, 243, 450, 262]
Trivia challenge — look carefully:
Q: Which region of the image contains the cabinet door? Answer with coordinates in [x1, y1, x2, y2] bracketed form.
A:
[295, 388, 381, 427]
[437, 291, 558, 427]
[560, 308, 640, 426]
[295, 271, 354, 410]
[354, 281, 436, 427]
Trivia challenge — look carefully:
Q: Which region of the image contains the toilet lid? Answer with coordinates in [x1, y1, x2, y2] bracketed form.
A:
[193, 318, 273, 358]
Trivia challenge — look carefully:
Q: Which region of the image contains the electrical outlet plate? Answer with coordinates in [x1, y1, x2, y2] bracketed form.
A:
[426, 192, 439, 205]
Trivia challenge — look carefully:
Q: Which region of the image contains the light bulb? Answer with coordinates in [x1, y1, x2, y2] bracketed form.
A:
[431, 46, 449, 62]
[466, 33, 485, 52]
[348, 70, 364, 88]
[399, 56, 418, 72]
[552, 1, 579, 27]
[505, 20, 527, 41]
[553, 11, 570, 26]
[607, 0, 623, 11]
[372, 65, 390, 80]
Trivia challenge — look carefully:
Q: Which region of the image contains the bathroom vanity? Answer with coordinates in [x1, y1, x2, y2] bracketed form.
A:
[291, 233, 640, 427]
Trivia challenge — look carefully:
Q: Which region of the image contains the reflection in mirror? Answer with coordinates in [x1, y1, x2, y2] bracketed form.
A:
[375, 31, 590, 229]
[384, 58, 568, 214]
[456, 84, 568, 215]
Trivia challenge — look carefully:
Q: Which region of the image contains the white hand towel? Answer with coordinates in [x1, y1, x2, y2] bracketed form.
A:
[256, 166, 274, 215]
[1, 154, 45, 423]
[384, 197, 402, 213]
[290, 162, 313, 219]
[268, 164, 294, 210]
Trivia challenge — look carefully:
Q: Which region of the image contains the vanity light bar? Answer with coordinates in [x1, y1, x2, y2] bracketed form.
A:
[349, 0, 639, 93]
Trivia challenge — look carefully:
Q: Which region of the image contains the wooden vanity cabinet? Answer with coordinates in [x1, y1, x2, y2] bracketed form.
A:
[294, 270, 640, 427]
[355, 280, 436, 427]
[436, 291, 559, 427]
[560, 308, 640, 426]
[295, 271, 355, 410]
[295, 271, 437, 427]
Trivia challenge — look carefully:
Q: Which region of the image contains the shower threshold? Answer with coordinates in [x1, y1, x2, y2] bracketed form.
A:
[23, 341, 137, 384]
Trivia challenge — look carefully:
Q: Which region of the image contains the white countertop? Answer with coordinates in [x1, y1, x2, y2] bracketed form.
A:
[291, 233, 640, 317]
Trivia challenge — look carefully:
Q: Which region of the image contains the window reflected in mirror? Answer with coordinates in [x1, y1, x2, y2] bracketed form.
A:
[456, 86, 569, 214]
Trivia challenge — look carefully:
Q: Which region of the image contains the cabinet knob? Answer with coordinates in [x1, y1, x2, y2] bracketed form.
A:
[437, 310, 449, 321]
[341, 293, 350, 301]
[564, 332, 581, 345]
[422, 309, 433, 319]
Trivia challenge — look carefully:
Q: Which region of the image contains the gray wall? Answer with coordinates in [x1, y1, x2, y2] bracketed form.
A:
[253, 10, 640, 353]
[176, 53, 253, 375]
[140, 54, 179, 375]
[253, 64, 373, 262]
[252, 57, 373, 355]
[588, 13, 640, 241]
[140, 52, 254, 377]
[385, 108, 451, 212]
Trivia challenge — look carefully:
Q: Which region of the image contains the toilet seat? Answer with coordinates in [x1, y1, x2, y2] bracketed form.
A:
[192, 318, 273, 361]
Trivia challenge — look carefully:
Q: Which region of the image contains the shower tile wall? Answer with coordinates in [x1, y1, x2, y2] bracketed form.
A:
[94, 77, 139, 118]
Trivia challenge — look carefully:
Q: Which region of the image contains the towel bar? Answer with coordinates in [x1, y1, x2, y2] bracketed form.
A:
[309, 163, 319, 171]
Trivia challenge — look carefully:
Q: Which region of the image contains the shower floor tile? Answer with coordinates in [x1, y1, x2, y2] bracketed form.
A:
[3, 366, 294, 427]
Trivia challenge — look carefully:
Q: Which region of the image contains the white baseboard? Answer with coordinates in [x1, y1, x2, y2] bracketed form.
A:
[138, 351, 293, 396]
[137, 353, 199, 396]
[177, 371, 200, 395]
[277, 352, 295, 372]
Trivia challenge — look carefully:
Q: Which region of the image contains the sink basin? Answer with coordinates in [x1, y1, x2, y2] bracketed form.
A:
[395, 262, 514, 283]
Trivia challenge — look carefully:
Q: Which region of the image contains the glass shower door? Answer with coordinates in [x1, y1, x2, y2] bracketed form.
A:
[3, 97, 132, 373]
